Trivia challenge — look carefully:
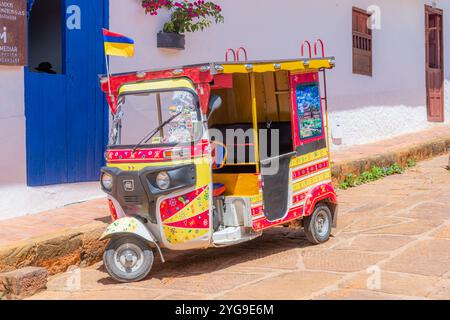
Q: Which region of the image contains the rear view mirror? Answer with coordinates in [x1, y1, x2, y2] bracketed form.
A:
[207, 95, 223, 121]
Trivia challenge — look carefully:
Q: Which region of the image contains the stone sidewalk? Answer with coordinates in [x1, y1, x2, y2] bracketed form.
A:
[29, 155, 450, 300]
[0, 125, 449, 277]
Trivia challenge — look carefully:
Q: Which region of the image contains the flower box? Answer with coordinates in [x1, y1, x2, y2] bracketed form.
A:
[157, 31, 185, 50]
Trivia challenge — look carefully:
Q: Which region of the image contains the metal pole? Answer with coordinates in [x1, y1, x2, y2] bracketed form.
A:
[104, 53, 114, 104]
[250, 73, 260, 173]
[156, 93, 164, 138]
[321, 69, 332, 161]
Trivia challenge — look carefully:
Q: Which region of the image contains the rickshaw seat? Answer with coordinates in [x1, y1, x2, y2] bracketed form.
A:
[213, 183, 227, 197]
[211, 122, 293, 162]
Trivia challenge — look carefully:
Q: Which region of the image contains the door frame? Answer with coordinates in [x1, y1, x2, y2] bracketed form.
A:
[424, 4, 444, 122]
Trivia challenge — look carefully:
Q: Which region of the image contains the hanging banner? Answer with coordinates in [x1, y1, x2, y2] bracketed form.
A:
[0, 0, 27, 66]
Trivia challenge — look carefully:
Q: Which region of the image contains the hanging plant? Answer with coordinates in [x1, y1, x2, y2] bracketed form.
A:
[142, 0, 224, 50]
[141, 0, 224, 33]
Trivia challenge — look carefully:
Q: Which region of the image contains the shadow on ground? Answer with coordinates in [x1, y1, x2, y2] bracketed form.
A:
[96, 227, 320, 285]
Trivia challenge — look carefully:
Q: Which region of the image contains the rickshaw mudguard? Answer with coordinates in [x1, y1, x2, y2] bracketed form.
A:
[304, 183, 338, 227]
[100, 217, 165, 262]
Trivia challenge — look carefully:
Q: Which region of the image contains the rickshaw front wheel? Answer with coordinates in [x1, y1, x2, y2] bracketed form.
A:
[103, 236, 154, 283]
[303, 204, 332, 245]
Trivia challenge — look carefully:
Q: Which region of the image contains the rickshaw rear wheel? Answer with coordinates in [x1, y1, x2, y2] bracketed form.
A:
[103, 236, 154, 283]
[303, 204, 332, 245]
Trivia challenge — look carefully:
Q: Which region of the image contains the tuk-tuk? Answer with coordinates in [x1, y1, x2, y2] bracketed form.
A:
[98, 53, 338, 282]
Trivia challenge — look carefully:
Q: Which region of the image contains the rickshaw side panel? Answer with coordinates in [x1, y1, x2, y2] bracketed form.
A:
[156, 160, 214, 251]
[251, 148, 333, 231]
[252, 70, 335, 232]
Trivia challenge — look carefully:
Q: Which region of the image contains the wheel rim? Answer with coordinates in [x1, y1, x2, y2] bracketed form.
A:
[113, 243, 144, 274]
[315, 210, 330, 237]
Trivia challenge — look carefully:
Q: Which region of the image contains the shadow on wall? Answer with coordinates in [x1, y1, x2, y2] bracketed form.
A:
[328, 104, 430, 149]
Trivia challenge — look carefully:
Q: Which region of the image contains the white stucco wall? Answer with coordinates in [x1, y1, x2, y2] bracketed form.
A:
[0, 66, 26, 185]
[109, 0, 449, 149]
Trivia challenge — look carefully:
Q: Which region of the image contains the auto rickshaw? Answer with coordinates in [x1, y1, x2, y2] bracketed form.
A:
[98, 47, 338, 282]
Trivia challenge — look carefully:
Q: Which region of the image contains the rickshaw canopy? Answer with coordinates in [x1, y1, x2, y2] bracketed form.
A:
[100, 57, 335, 114]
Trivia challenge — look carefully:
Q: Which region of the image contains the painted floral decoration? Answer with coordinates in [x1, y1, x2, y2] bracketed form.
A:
[141, 0, 224, 33]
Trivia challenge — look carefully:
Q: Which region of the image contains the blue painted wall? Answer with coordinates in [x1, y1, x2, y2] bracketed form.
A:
[25, 0, 109, 186]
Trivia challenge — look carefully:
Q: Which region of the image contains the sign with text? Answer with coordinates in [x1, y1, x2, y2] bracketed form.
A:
[0, 0, 27, 66]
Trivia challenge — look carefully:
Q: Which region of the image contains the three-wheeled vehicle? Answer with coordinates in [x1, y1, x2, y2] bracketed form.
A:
[98, 50, 338, 282]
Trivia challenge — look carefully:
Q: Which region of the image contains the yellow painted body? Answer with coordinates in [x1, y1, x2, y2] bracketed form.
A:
[212, 173, 259, 196]
[219, 59, 332, 74]
[118, 78, 196, 95]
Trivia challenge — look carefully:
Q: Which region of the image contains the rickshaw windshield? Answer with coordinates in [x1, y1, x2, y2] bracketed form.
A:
[111, 89, 202, 146]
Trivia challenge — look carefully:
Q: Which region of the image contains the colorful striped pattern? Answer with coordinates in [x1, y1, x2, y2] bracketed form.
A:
[103, 29, 135, 57]
[250, 148, 332, 231]
[159, 186, 210, 244]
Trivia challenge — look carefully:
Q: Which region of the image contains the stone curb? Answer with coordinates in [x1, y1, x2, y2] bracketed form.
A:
[0, 222, 108, 277]
[0, 135, 449, 284]
[0, 267, 48, 300]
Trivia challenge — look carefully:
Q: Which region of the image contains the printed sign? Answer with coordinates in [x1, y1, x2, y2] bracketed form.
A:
[0, 0, 27, 66]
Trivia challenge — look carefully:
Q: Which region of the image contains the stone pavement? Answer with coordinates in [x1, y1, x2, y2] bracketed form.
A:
[29, 155, 450, 300]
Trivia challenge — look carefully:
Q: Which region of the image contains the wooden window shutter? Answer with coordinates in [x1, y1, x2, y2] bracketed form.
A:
[352, 7, 373, 76]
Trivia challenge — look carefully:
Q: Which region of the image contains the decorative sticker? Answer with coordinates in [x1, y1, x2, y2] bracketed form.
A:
[159, 186, 210, 244]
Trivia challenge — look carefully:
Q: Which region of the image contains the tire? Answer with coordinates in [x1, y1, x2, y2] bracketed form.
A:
[103, 236, 154, 283]
[303, 204, 332, 245]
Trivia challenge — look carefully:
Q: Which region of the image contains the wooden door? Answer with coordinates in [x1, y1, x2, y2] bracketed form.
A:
[425, 5, 444, 122]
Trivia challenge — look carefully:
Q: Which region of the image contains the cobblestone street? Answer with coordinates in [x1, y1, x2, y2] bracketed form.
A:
[30, 155, 450, 300]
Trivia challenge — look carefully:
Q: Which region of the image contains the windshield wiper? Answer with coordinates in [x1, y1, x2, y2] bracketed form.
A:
[131, 111, 182, 154]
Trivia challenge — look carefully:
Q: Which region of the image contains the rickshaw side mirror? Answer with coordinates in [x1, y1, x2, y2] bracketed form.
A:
[207, 95, 223, 121]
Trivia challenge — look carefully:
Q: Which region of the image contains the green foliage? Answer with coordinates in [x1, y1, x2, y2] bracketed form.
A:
[141, 0, 224, 34]
[338, 162, 408, 190]
[407, 158, 417, 168]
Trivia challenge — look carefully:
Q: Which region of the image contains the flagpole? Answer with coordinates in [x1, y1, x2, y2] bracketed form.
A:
[104, 53, 114, 104]
[103, 28, 113, 104]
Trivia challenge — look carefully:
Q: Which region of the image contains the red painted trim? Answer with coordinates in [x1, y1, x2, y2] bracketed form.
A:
[108, 199, 118, 222]
[292, 192, 307, 205]
[314, 39, 325, 58]
[100, 67, 214, 114]
[252, 206, 304, 231]
[236, 47, 249, 62]
[225, 48, 237, 62]
[251, 205, 264, 216]
[163, 210, 210, 229]
[253, 183, 336, 231]
[301, 40, 312, 58]
[106, 141, 210, 164]
[292, 160, 329, 180]
[303, 183, 337, 217]
[211, 74, 233, 90]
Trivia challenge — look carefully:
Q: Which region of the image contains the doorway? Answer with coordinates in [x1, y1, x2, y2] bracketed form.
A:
[425, 5, 444, 122]
[25, 0, 109, 186]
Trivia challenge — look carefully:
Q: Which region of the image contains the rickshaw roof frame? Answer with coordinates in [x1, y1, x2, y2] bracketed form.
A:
[101, 57, 336, 79]
[100, 56, 335, 115]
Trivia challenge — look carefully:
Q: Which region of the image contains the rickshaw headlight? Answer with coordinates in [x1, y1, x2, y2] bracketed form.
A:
[156, 171, 171, 190]
[101, 173, 113, 190]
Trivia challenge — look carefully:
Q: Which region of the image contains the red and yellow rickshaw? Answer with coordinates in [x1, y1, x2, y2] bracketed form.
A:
[98, 47, 338, 282]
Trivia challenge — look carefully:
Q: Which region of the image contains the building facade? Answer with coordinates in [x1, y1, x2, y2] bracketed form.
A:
[0, 0, 448, 219]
